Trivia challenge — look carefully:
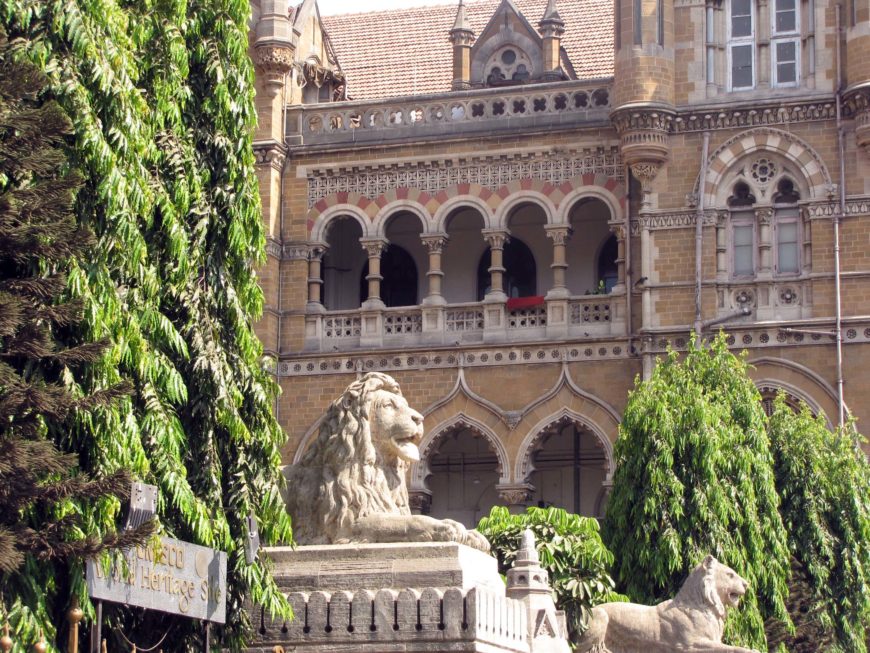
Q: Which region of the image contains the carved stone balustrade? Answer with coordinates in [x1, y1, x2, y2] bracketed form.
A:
[304, 292, 625, 352]
[285, 79, 613, 147]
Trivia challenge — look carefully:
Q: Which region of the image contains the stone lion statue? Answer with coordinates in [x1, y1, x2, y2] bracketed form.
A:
[282, 372, 489, 552]
[576, 555, 760, 653]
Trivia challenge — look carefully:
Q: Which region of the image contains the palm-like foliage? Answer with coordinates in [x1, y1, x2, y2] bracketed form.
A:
[1, 1, 292, 650]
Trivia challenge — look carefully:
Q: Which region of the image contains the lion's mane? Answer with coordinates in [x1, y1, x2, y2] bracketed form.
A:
[673, 557, 728, 621]
[285, 372, 412, 544]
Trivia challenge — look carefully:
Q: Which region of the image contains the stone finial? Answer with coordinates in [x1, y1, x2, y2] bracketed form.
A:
[519, 529, 540, 563]
[451, 0, 473, 35]
[539, 0, 564, 29]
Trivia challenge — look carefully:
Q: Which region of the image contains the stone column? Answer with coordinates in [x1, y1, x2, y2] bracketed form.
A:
[306, 243, 327, 312]
[360, 238, 388, 309]
[496, 484, 535, 514]
[756, 206, 773, 278]
[421, 234, 449, 306]
[612, 225, 627, 293]
[482, 230, 510, 302]
[544, 225, 572, 299]
[715, 211, 728, 281]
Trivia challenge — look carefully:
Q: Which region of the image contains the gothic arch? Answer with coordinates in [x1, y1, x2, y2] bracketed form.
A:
[409, 413, 510, 495]
[748, 355, 843, 426]
[697, 128, 833, 207]
[493, 191, 558, 229]
[433, 195, 494, 233]
[471, 31, 544, 82]
[372, 200, 433, 237]
[754, 378, 829, 426]
[515, 408, 615, 485]
[309, 204, 371, 241]
[556, 185, 624, 224]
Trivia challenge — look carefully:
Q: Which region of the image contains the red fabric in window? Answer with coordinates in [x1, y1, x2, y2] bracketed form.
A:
[506, 295, 545, 311]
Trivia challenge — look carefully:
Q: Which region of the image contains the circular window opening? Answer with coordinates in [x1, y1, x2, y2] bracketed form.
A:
[500, 49, 517, 65]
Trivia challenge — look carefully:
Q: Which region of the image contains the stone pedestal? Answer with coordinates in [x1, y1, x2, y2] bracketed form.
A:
[266, 542, 504, 594]
[247, 542, 571, 653]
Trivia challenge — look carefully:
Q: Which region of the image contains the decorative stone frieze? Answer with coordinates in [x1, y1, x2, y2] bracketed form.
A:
[610, 107, 675, 170]
[801, 197, 870, 219]
[279, 337, 633, 377]
[306, 147, 624, 208]
[630, 210, 718, 235]
[673, 99, 838, 133]
[496, 484, 535, 507]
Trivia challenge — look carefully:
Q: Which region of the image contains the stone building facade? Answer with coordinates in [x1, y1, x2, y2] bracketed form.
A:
[249, 0, 870, 527]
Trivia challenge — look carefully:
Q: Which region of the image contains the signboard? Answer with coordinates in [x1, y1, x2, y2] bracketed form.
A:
[87, 537, 227, 624]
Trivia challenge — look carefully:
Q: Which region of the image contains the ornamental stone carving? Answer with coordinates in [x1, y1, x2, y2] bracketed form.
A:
[610, 107, 674, 170]
[282, 373, 490, 551]
[252, 44, 295, 76]
[843, 85, 870, 156]
[575, 556, 759, 653]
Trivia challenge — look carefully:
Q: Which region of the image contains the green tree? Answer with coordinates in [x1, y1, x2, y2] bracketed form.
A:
[477, 506, 625, 639]
[604, 333, 790, 650]
[766, 395, 870, 653]
[1, 1, 292, 649]
[0, 26, 152, 642]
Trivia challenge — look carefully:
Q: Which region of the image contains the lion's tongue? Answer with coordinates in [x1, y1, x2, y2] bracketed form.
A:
[395, 438, 420, 462]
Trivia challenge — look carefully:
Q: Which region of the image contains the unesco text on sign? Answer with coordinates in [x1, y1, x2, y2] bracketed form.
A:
[86, 537, 227, 623]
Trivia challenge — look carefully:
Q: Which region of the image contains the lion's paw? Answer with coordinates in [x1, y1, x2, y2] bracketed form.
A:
[462, 529, 491, 553]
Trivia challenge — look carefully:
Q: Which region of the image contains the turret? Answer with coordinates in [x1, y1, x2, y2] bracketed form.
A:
[253, 0, 296, 142]
[538, 0, 565, 81]
[449, 0, 475, 90]
[844, 2, 870, 156]
[610, 0, 675, 205]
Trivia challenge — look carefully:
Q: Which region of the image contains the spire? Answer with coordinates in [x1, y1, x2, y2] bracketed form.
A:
[539, 0, 564, 30]
[451, 0, 473, 37]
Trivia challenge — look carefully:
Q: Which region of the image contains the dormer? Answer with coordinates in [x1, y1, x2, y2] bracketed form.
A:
[468, 0, 571, 88]
[288, 0, 346, 104]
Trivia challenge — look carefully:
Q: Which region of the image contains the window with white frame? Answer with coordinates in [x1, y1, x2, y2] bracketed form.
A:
[773, 178, 801, 275]
[771, 0, 800, 86]
[729, 0, 755, 90]
[729, 182, 757, 277]
[726, 0, 805, 90]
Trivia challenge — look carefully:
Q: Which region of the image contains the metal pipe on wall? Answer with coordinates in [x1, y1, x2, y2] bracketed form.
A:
[834, 3, 846, 427]
[694, 132, 711, 339]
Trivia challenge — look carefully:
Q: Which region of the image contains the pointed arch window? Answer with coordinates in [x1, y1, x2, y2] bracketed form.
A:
[729, 182, 757, 278]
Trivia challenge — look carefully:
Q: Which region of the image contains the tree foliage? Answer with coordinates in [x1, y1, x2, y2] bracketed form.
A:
[477, 506, 625, 639]
[766, 395, 870, 653]
[604, 333, 791, 650]
[0, 25, 153, 639]
[0, 1, 292, 649]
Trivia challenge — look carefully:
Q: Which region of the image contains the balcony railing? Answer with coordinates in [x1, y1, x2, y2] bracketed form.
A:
[304, 293, 625, 352]
[285, 79, 613, 147]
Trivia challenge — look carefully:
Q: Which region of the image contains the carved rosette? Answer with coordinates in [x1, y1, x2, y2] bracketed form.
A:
[610, 107, 674, 191]
[844, 85, 870, 156]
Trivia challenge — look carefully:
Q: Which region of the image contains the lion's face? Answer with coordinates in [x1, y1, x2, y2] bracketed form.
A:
[706, 556, 749, 609]
[367, 389, 424, 463]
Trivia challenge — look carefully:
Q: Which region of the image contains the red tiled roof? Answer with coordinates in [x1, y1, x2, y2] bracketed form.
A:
[322, 0, 613, 101]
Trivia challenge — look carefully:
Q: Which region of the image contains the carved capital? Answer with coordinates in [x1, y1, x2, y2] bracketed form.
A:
[844, 85, 870, 156]
[308, 242, 329, 261]
[421, 233, 449, 254]
[630, 163, 662, 189]
[360, 238, 388, 258]
[755, 207, 774, 224]
[496, 484, 535, 506]
[544, 225, 572, 246]
[448, 29, 475, 47]
[253, 143, 287, 171]
[408, 491, 432, 515]
[253, 44, 295, 76]
[482, 229, 510, 250]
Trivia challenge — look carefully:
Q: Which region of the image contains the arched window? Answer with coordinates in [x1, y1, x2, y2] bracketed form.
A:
[476, 238, 537, 301]
[597, 235, 619, 293]
[728, 181, 757, 278]
[773, 178, 800, 275]
[360, 245, 418, 307]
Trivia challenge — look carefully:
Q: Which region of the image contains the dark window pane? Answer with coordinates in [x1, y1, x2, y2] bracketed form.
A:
[732, 45, 753, 87]
[732, 16, 752, 36]
[776, 10, 796, 31]
[778, 62, 796, 83]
